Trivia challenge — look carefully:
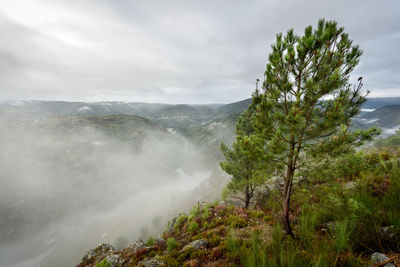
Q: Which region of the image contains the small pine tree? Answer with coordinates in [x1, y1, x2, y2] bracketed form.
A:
[220, 95, 267, 209]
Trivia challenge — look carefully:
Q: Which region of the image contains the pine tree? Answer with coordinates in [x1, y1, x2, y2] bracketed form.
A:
[220, 94, 266, 209]
[253, 19, 380, 237]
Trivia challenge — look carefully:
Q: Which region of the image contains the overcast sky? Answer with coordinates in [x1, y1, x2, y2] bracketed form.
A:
[0, 0, 399, 104]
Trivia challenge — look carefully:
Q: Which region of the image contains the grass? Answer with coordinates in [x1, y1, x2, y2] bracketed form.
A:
[333, 219, 352, 253]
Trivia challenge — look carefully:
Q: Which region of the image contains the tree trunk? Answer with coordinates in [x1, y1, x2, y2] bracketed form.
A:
[244, 185, 250, 209]
[283, 189, 294, 238]
[282, 163, 295, 238]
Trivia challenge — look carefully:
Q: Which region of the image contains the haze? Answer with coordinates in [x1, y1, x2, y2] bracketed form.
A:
[0, 108, 233, 266]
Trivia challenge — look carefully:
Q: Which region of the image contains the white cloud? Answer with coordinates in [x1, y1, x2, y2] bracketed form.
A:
[0, 0, 399, 103]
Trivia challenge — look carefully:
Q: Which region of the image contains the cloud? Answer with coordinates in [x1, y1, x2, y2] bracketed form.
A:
[0, 0, 399, 103]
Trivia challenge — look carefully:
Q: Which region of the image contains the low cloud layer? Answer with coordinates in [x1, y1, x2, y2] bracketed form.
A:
[0, 0, 399, 103]
[0, 112, 216, 266]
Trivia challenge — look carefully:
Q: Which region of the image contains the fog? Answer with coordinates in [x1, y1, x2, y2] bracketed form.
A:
[381, 125, 400, 137]
[0, 112, 223, 266]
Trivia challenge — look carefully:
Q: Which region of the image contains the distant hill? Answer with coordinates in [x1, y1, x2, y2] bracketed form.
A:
[357, 105, 400, 130]
[1, 97, 400, 134]
[149, 104, 219, 129]
[0, 100, 220, 129]
[2, 97, 399, 116]
[361, 97, 400, 110]
[217, 98, 252, 116]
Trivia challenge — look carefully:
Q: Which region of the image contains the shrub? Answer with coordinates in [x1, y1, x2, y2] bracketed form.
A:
[188, 204, 200, 221]
[249, 210, 264, 220]
[188, 221, 199, 233]
[227, 215, 248, 228]
[208, 234, 222, 247]
[146, 236, 155, 246]
[174, 214, 187, 230]
[95, 258, 111, 267]
[201, 205, 212, 220]
[166, 237, 179, 252]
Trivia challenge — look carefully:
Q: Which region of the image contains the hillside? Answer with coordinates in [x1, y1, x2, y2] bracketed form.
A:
[354, 105, 400, 137]
[217, 98, 252, 117]
[359, 105, 400, 128]
[76, 147, 400, 267]
[361, 97, 400, 110]
[2, 97, 399, 130]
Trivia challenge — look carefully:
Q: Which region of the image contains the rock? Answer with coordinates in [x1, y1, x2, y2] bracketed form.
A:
[153, 237, 166, 249]
[200, 202, 208, 208]
[379, 225, 395, 240]
[164, 216, 180, 236]
[138, 257, 165, 267]
[344, 181, 356, 190]
[127, 239, 146, 254]
[170, 216, 178, 227]
[165, 225, 175, 236]
[325, 221, 335, 232]
[371, 252, 395, 267]
[182, 239, 208, 251]
[104, 254, 120, 267]
[114, 236, 129, 250]
[79, 243, 115, 266]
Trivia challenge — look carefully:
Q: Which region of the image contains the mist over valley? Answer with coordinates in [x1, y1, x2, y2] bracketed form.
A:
[0, 97, 399, 266]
